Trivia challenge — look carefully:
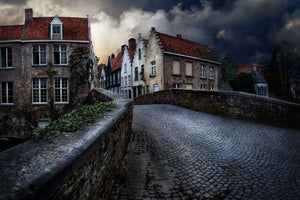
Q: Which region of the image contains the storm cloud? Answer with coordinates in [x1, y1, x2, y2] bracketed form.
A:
[0, 0, 299, 64]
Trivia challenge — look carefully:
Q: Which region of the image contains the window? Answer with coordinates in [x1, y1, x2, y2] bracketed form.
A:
[128, 75, 131, 86]
[200, 65, 206, 78]
[210, 84, 214, 91]
[122, 77, 124, 87]
[33, 45, 46, 65]
[33, 78, 47, 104]
[54, 78, 68, 103]
[110, 75, 112, 85]
[186, 84, 193, 89]
[54, 45, 67, 65]
[151, 61, 156, 76]
[125, 76, 127, 87]
[173, 83, 180, 88]
[186, 62, 192, 76]
[52, 25, 61, 34]
[209, 67, 214, 80]
[138, 49, 141, 60]
[257, 85, 267, 96]
[153, 84, 159, 92]
[1, 82, 13, 104]
[117, 71, 121, 84]
[0, 48, 12, 68]
[113, 73, 116, 84]
[141, 65, 144, 80]
[135, 67, 138, 80]
[124, 63, 127, 73]
[201, 83, 206, 90]
[173, 61, 180, 75]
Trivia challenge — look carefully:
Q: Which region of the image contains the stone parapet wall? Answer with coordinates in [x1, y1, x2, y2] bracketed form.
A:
[0, 89, 133, 199]
[135, 89, 300, 129]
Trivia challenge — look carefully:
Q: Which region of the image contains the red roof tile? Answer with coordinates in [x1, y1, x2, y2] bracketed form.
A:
[23, 17, 88, 40]
[157, 32, 218, 62]
[238, 63, 262, 73]
[111, 52, 123, 71]
[143, 39, 148, 47]
[98, 63, 106, 73]
[0, 25, 24, 40]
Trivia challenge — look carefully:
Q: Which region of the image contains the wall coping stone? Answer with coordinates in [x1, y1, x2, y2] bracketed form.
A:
[0, 89, 133, 200]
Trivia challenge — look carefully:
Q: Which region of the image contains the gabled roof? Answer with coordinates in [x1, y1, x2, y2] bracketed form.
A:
[98, 63, 106, 74]
[0, 25, 24, 40]
[23, 17, 89, 40]
[157, 32, 218, 62]
[128, 50, 135, 63]
[143, 39, 148, 47]
[111, 52, 123, 71]
[238, 63, 263, 73]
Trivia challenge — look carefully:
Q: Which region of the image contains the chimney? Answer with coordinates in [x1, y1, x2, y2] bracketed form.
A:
[111, 54, 115, 58]
[128, 38, 136, 51]
[25, 8, 33, 22]
[121, 45, 127, 54]
[176, 34, 182, 39]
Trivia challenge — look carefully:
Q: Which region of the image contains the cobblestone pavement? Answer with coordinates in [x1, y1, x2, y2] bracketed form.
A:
[111, 104, 300, 200]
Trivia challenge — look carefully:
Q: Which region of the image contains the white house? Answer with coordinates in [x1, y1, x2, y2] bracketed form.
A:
[132, 33, 148, 98]
[121, 38, 136, 99]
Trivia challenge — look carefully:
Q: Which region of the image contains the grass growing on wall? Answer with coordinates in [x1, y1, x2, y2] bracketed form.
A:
[34, 101, 117, 140]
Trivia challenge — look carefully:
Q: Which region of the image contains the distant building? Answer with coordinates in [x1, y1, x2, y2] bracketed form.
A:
[98, 63, 107, 89]
[106, 52, 122, 94]
[238, 63, 268, 97]
[144, 27, 220, 93]
[132, 33, 148, 98]
[0, 8, 97, 136]
[121, 38, 136, 99]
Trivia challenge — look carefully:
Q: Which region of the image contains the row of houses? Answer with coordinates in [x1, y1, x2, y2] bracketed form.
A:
[0, 9, 98, 135]
[98, 28, 221, 99]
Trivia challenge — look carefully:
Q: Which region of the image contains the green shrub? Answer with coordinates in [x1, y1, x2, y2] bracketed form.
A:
[34, 101, 117, 140]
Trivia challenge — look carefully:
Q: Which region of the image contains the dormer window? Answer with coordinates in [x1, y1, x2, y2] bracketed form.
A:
[52, 25, 61, 34]
[50, 16, 63, 40]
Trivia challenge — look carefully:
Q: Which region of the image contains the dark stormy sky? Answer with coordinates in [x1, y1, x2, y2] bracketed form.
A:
[0, 0, 299, 64]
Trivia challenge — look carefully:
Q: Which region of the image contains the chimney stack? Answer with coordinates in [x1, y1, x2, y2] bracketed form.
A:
[128, 38, 136, 51]
[121, 45, 127, 54]
[111, 54, 115, 58]
[25, 8, 33, 22]
[176, 34, 182, 39]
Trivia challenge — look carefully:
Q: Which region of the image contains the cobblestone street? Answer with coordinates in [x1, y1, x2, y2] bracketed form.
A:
[112, 104, 300, 199]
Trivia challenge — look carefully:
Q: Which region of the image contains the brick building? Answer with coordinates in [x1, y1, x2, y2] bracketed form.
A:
[144, 27, 220, 93]
[0, 9, 97, 137]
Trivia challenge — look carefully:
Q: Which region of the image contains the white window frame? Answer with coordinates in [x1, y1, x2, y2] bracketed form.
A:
[173, 83, 180, 88]
[53, 45, 67, 65]
[128, 75, 131, 86]
[201, 83, 206, 90]
[210, 84, 214, 91]
[32, 78, 48, 104]
[1, 82, 13, 105]
[153, 84, 159, 92]
[0, 47, 13, 69]
[54, 78, 69, 104]
[200, 65, 206, 78]
[151, 61, 156, 76]
[209, 67, 214, 80]
[32, 45, 47, 66]
[52, 24, 61, 34]
[124, 63, 127, 73]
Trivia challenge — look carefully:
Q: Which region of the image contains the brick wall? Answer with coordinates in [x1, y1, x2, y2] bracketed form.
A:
[0, 89, 133, 199]
[135, 89, 300, 129]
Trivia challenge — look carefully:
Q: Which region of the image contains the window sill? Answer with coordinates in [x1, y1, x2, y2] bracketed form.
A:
[209, 78, 214, 80]
[32, 65, 48, 67]
[172, 74, 181, 77]
[53, 64, 68, 67]
[185, 75, 193, 78]
[0, 103, 14, 107]
[32, 103, 48, 105]
[0, 67, 13, 70]
[200, 77, 206, 79]
[150, 75, 156, 78]
[54, 102, 69, 105]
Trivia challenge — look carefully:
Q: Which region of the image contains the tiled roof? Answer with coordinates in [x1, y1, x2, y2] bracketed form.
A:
[0, 25, 24, 40]
[238, 63, 262, 73]
[24, 17, 88, 40]
[143, 39, 148, 47]
[98, 63, 106, 73]
[111, 52, 123, 71]
[128, 50, 135, 63]
[157, 32, 218, 62]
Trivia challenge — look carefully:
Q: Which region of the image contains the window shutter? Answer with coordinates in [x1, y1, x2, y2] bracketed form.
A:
[186, 63, 192, 76]
[173, 61, 180, 75]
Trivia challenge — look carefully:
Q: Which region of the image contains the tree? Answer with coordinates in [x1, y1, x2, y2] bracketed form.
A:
[221, 53, 238, 81]
[261, 41, 300, 98]
[229, 73, 255, 94]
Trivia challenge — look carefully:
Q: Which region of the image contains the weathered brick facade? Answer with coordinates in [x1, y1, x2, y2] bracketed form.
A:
[0, 9, 97, 137]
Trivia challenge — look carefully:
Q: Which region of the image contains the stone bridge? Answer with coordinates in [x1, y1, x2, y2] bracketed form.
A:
[1, 89, 299, 199]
